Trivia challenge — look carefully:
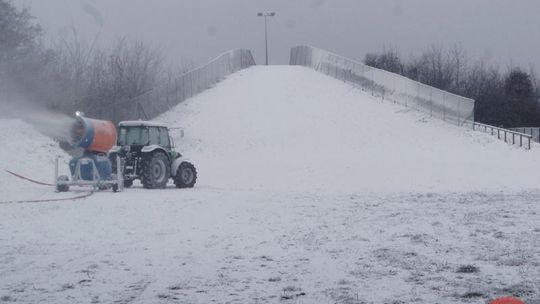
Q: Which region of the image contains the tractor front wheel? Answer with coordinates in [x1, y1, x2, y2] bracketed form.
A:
[140, 152, 170, 189]
[173, 162, 197, 188]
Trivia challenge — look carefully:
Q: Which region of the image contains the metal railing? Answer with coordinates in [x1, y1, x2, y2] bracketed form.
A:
[290, 46, 476, 126]
[509, 127, 540, 143]
[112, 49, 256, 122]
[471, 122, 532, 149]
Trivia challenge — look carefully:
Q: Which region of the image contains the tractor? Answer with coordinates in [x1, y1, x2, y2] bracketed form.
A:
[108, 121, 197, 189]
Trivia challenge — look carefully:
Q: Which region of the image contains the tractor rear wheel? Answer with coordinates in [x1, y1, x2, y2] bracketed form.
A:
[140, 152, 170, 189]
[173, 162, 197, 188]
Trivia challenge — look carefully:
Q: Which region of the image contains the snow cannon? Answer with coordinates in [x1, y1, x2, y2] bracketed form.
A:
[54, 114, 123, 193]
[70, 116, 117, 153]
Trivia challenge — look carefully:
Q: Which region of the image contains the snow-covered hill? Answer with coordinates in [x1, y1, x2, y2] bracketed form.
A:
[159, 65, 540, 193]
[1, 66, 539, 304]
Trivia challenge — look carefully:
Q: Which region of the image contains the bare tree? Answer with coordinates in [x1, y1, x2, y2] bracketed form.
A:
[0, 0, 45, 103]
[0, 1, 177, 123]
[528, 64, 539, 102]
[364, 48, 404, 75]
[449, 43, 468, 95]
[365, 42, 540, 126]
[416, 44, 454, 90]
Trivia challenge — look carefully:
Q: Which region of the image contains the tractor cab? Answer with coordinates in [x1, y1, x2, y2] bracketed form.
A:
[116, 121, 179, 160]
[118, 123, 170, 146]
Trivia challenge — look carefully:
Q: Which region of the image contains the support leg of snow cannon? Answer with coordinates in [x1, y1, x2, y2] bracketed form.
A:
[54, 157, 59, 189]
[54, 157, 70, 192]
[92, 160, 100, 187]
[115, 156, 124, 192]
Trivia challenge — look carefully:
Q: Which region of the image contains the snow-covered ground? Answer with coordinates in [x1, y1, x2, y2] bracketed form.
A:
[1, 66, 539, 303]
[0, 119, 71, 203]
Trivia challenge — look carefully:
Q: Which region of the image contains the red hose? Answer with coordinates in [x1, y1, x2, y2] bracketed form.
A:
[4, 170, 54, 186]
[1, 169, 95, 204]
[0, 191, 94, 204]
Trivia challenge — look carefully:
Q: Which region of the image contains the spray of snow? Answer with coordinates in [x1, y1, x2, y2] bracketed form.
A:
[0, 97, 75, 142]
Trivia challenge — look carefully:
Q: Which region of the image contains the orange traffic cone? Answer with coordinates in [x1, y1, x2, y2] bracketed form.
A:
[490, 297, 524, 304]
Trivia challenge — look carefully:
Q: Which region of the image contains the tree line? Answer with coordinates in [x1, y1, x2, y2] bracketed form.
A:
[364, 45, 540, 127]
[0, 0, 187, 123]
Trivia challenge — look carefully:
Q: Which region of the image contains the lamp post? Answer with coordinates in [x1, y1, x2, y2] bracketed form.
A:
[257, 12, 275, 65]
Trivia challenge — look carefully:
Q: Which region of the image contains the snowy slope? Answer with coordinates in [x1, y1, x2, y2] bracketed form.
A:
[0, 119, 70, 202]
[160, 65, 540, 193]
[1, 67, 539, 304]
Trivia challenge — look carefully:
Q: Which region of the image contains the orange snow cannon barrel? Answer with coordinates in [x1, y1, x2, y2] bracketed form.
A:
[71, 116, 117, 153]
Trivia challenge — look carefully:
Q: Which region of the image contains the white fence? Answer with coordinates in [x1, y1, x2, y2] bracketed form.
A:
[125, 49, 256, 122]
[290, 46, 475, 126]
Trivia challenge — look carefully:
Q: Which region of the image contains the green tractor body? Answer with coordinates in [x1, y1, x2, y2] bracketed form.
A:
[108, 121, 197, 189]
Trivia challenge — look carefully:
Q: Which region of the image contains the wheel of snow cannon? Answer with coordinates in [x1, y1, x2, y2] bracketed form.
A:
[140, 152, 170, 189]
[56, 175, 70, 192]
[173, 162, 197, 188]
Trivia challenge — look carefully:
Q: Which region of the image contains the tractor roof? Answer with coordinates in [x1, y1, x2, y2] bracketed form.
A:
[119, 120, 169, 128]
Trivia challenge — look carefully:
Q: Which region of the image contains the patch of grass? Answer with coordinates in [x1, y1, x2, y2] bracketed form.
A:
[157, 293, 179, 300]
[325, 288, 366, 304]
[281, 292, 306, 301]
[461, 291, 484, 299]
[260, 255, 274, 261]
[500, 283, 536, 298]
[456, 265, 479, 273]
[280, 286, 306, 301]
[282, 286, 299, 292]
[498, 257, 527, 267]
[61, 283, 75, 290]
[168, 285, 182, 290]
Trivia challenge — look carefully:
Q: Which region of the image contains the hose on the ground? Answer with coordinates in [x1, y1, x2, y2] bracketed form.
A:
[0, 191, 94, 204]
[5, 169, 54, 186]
[1, 169, 95, 204]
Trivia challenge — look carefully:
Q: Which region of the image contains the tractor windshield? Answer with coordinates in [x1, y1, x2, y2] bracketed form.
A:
[118, 127, 149, 146]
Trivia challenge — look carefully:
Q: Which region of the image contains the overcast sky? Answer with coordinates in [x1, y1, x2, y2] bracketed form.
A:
[15, 0, 540, 71]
